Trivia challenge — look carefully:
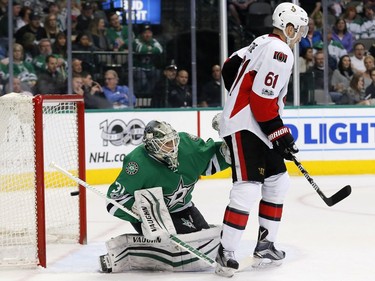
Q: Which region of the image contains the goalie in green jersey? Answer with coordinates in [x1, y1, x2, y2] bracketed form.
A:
[100, 119, 231, 273]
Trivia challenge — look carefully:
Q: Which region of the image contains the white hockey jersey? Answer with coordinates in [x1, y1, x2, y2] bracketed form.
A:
[219, 34, 294, 148]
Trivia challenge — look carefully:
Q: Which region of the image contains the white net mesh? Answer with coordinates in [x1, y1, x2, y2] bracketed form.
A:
[0, 93, 84, 267]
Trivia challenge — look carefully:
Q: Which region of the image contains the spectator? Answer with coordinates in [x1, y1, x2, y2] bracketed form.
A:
[89, 17, 111, 51]
[350, 42, 366, 74]
[342, 5, 363, 39]
[365, 67, 375, 100]
[81, 71, 112, 109]
[106, 11, 134, 51]
[0, 0, 21, 40]
[361, 4, 375, 38]
[338, 73, 370, 105]
[102, 69, 136, 108]
[329, 55, 354, 103]
[331, 18, 355, 53]
[4, 77, 33, 96]
[33, 55, 67, 95]
[33, 39, 67, 77]
[76, 2, 94, 33]
[72, 73, 84, 96]
[227, 0, 256, 28]
[0, 43, 37, 93]
[299, 17, 322, 56]
[299, 47, 314, 73]
[72, 31, 99, 73]
[199, 64, 222, 107]
[168, 69, 192, 108]
[133, 25, 163, 95]
[16, 6, 32, 32]
[43, 13, 60, 44]
[52, 31, 67, 58]
[15, 12, 47, 45]
[310, 2, 323, 33]
[20, 32, 38, 63]
[151, 62, 177, 108]
[72, 58, 83, 76]
[363, 55, 375, 88]
[46, 2, 65, 33]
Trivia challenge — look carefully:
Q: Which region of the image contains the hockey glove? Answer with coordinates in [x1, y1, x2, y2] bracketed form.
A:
[268, 126, 299, 161]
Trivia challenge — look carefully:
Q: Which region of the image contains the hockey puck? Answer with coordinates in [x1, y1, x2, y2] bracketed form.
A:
[70, 191, 80, 196]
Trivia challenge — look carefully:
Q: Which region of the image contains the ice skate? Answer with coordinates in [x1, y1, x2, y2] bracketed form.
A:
[252, 226, 285, 268]
[99, 254, 112, 273]
[215, 244, 239, 277]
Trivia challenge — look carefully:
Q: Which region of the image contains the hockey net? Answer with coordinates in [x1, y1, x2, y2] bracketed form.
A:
[0, 94, 86, 268]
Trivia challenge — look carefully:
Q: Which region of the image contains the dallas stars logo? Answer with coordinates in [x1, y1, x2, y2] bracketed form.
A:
[165, 177, 196, 209]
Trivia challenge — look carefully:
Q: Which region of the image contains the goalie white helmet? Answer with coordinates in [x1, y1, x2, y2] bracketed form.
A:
[143, 120, 180, 171]
[272, 2, 308, 45]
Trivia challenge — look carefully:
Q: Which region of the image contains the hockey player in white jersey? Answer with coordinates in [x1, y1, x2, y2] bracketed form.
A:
[215, 2, 308, 277]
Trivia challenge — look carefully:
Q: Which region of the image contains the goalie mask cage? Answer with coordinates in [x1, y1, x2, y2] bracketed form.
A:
[0, 94, 87, 268]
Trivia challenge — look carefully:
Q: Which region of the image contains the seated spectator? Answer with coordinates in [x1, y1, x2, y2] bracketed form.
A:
[106, 11, 134, 51]
[76, 2, 94, 34]
[331, 18, 355, 53]
[43, 13, 60, 44]
[72, 58, 83, 76]
[133, 25, 163, 95]
[0, 43, 37, 93]
[89, 17, 111, 51]
[365, 67, 375, 100]
[299, 17, 323, 56]
[52, 31, 67, 58]
[0, 1, 21, 41]
[4, 77, 33, 96]
[350, 42, 367, 74]
[16, 6, 32, 32]
[72, 73, 84, 96]
[15, 12, 47, 45]
[20, 32, 38, 63]
[33, 55, 67, 95]
[361, 4, 375, 38]
[102, 69, 136, 108]
[81, 71, 112, 109]
[168, 69, 192, 108]
[33, 39, 67, 77]
[299, 47, 314, 73]
[363, 55, 375, 88]
[151, 62, 177, 108]
[338, 73, 370, 105]
[227, 0, 256, 29]
[72, 31, 99, 74]
[342, 6, 363, 39]
[329, 55, 354, 103]
[199, 64, 222, 107]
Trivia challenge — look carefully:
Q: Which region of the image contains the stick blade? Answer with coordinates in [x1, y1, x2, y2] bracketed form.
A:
[326, 185, 352, 207]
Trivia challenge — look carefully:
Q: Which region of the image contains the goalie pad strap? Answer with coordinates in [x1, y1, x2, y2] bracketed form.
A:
[105, 225, 221, 272]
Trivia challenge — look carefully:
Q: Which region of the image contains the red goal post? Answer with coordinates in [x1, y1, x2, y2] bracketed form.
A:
[0, 94, 87, 268]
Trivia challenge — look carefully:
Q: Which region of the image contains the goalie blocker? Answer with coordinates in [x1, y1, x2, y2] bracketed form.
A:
[100, 225, 221, 272]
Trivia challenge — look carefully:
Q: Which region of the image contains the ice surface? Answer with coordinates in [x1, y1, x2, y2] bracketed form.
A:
[1, 175, 375, 281]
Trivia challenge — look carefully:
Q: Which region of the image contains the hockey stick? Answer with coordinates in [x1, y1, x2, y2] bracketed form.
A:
[49, 162, 216, 267]
[291, 156, 351, 207]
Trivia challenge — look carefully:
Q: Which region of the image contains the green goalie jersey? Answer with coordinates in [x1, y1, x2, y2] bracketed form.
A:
[106, 132, 230, 223]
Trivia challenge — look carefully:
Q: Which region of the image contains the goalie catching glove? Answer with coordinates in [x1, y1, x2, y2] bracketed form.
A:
[268, 126, 298, 160]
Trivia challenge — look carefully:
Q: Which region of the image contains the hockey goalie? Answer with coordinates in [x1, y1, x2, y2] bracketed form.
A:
[99, 120, 231, 273]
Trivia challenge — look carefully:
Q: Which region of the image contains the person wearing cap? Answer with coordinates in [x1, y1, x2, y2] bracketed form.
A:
[151, 62, 177, 108]
[15, 12, 47, 44]
[76, 2, 94, 33]
[133, 25, 163, 95]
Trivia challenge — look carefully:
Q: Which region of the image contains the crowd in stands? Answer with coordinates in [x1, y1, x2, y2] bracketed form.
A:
[1, 0, 375, 108]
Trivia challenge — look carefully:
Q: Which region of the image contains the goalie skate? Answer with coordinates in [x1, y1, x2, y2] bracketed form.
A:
[99, 254, 112, 273]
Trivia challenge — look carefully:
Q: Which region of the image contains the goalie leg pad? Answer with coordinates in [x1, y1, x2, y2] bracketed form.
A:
[103, 225, 221, 272]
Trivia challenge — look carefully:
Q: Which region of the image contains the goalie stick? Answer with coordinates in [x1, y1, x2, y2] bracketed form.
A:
[291, 156, 351, 207]
[49, 162, 216, 267]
